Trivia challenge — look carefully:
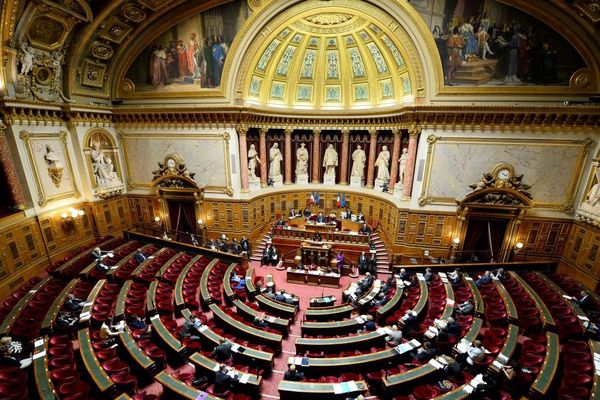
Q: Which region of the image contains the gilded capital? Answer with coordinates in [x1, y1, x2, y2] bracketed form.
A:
[259, 127, 268, 136]
[409, 124, 422, 137]
[392, 128, 401, 137]
[236, 123, 248, 135]
[341, 128, 350, 139]
[313, 128, 321, 136]
[284, 128, 293, 136]
[369, 129, 378, 138]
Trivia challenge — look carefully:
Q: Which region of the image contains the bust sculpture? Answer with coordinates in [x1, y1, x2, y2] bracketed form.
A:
[375, 145, 390, 181]
[296, 143, 309, 176]
[398, 147, 408, 185]
[323, 144, 338, 177]
[269, 143, 283, 177]
[248, 144, 260, 181]
[351, 144, 366, 179]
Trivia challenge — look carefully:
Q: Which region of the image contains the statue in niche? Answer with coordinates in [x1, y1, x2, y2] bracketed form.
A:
[296, 143, 309, 176]
[248, 144, 260, 181]
[398, 147, 408, 185]
[374, 145, 390, 181]
[44, 144, 63, 188]
[586, 168, 600, 207]
[350, 144, 366, 179]
[90, 141, 123, 188]
[269, 143, 283, 177]
[323, 144, 338, 177]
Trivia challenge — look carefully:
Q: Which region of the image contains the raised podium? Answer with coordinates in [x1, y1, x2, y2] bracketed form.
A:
[301, 241, 331, 267]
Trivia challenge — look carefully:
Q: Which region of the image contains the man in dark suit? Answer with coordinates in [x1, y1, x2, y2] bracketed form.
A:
[214, 364, 239, 393]
[368, 253, 377, 274]
[357, 212, 365, 222]
[261, 244, 273, 266]
[134, 249, 147, 264]
[289, 208, 296, 218]
[577, 290, 593, 312]
[181, 316, 202, 340]
[359, 223, 371, 235]
[358, 251, 368, 274]
[64, 294, 85, 312]
[283, 364, 304, 381]
[211, 339, 233, 362]
[303, 207, 311, 218]
[240, 236, 250, 255]
[316, 212, 326, 223]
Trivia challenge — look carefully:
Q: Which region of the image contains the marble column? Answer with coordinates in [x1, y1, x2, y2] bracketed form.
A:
[311, 129, 321, 184]
[259, 128, 268, 188]
[388, 129, 402, 191]
[284, 128, 293, 184]
[237, 124, 249, 193]
[403, 125, 421, 198]
[0, 123, 25, 209]
[366, 129, 378, 189]
[340, 128, 350, 185]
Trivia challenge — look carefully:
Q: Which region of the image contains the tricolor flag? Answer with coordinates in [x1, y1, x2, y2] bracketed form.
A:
[341, 193, 347, 208]
[310, 192, 315, 204]
[315, 192, 320, 205]
[336, 193, 341, 207]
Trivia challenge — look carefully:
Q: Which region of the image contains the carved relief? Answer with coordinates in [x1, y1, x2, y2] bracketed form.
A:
[84, 129, 125, 198]
[99, 17, 133, 44]
[26, 15, 67, 50]
[90, 42, 114, 60]
[151, 154, 198, 188]
[81, 60, 107, 88]
[43, 144, 64, 187]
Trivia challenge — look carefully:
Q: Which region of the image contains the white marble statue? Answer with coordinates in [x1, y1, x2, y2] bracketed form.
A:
[90, 142, 122, 187]
[269, 143, 283, 177]
[586, 168, 600, 207]
[375, 145, 390, 181]
[323, 144, 338, 177]
[44, 145, 62, 168]
[19, 42, 34, 76]
[398, 147, 408, 185]
[248, 144, 260, 181]
[296, 143, 309, 175]
[351, 144, 366, 179]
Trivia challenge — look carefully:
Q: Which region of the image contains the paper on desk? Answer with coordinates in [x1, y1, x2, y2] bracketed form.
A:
[150, 314, 160, 320]
[34, 339, 44, 348]
[409, 339, 421, 348]
[456, 339, 470, 354]
[355, 316, 365, 324]
[84, 301, 93, 307]
[578, 315, 590, 321]
[239, 374, 250, 384]
[377, 327, 391, 335]
[497, 354, 508, 364]
[231, 343, 240, 352]
[428, 358, 444, 369]
[463, 384, 474, 394]
[198, 325, 208, 332]
[492, 360, 504, 369]
[465, 277, 473, 281]
[266, 316, 276, 323]
[446, 298, 455, 306]
[33, 350, 46, 360]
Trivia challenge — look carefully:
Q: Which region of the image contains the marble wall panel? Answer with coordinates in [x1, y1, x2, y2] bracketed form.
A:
[421, 135, 592, 210]
[120, 131, 231, 194]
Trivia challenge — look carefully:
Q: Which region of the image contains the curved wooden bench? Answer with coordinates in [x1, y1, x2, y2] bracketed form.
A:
[78, 328, 116, 396]
[0, 276, 52, 336]
[278, 379, 368, 400]
[295, 330, 386, 354]
[114, 280, 132, 321]
[488, 323, 519, 374]
[233, 299, 289, 335]
[53, 236, 121, 277]
[155, 370, 220, 400]
[174, 254, 203, 310]
[255, 294, 297, 320]
[41, 278, 79, 334]
[300, 317, 363, 337]
[375, 286, 404, 323]
[463, 274, 485, 317]
[492, 278, 518, 323]
[149, 313, 186, 357]
[78, 240, 138, 278]
[33, 336, 57, 400]
[200, 259, 220, 310]
[106, 243, 154, 279]
[528, 332, 560, 399]
[305, 303, 354, 322]
[510, 272, 556, 331]
[189, 352, 262, 396]
[118, 326, 157, 375]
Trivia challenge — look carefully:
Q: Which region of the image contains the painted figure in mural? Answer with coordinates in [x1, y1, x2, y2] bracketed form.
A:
[477, 26, 494, 60]
[176, 40, 189, 79]
[188, 32, 200, 79]
[375, 146, 390, 181]
[269, 143, 283, 177]
[323, 144, 338, 177]
[586, 168, 600, 207]
[296, 143, 309, 176]
[460, 18, 478, 60]
[202, 38, 217, 88]
[398, 147, 408, 185]
[505, 25, 521, 83]
[351, 144, 366, 179]
[212, 35, 226, 87]
[447, 26, 465, 81]
[151, 45, 169, 88]
[248, 144, 260, 181]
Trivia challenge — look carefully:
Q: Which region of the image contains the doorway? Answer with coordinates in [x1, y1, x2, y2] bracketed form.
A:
[462, 218, 509, 262]
[166, 199, 197, 235]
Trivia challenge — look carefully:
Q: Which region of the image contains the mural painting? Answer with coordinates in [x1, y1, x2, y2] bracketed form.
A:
[125, 1, 249, 92]
[411, 0, 585, 86]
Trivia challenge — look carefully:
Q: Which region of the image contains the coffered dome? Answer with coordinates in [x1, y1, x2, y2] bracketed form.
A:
[244, 8, 415, 110]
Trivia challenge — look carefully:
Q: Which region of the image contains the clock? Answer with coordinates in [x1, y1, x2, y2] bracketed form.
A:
[491, 163, 514, 182]
[166, 157, 177, 168]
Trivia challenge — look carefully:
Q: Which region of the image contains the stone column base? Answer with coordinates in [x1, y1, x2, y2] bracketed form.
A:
[323, 175, 336, 186]
[374, 178, 390, 192]
[270, 175, 284, 187]
[249, 180, 262, 192]
[349, 177, 364, 187]
[296, 174, 309, 185]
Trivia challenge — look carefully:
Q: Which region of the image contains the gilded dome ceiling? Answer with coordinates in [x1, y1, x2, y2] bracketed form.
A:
[244, 10, 415, 110]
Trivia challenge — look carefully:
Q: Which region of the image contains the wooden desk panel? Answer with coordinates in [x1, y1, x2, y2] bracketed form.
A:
[286, 269, 340, 288]
[295, 330, 386, 353]
[278, 379, 367, 400]
[300, 318, 363, 337]
[41, 278, 79, 333]
[256, 294, 298, 319]
[233, 299, 289, 335]
[305, 303, 353, 322]
[155, 371, 220, 400]
[529, 332, 559, 398]
[200, 259, 220, 310]
[189, 352, 262, 395]
[118, 326, 156, 373]
[376, 287, 404, 323]
[0, 276, 52, 336]
[78, 328, 115, 394]
[174, 254, 203, 309]
[510, 272, 556, 331]
[33, 336, 57, 400]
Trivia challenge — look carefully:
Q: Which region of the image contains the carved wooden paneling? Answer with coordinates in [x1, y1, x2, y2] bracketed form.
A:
[516, 219, 571, 257]
[92, 196, 132, 237]
[128, 195, 160, 228]
[396, 212, 456, 249]
[564, 222, 600, 272]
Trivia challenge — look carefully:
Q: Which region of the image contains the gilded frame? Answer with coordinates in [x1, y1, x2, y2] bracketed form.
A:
[82, 128, 126, 197]
[418, 135, 594, 212]
[18, 130, 80, 207]
[119, 131, 233, 196]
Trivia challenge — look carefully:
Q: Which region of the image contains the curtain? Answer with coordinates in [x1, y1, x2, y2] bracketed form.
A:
[167, 200, 196, 234]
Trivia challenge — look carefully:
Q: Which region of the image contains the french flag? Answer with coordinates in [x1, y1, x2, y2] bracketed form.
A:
[336, 193, 341, 207]
[315, 192, 320, 205]
[341, 193, 346, 208]
[310, 192, 315, 204]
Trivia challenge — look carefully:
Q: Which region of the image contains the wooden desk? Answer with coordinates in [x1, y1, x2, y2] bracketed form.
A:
[189, 352, 262, 396]
[256, 294, 298, 319]
[301, 242, 332, 267]
[106, 243, 153, 278]
[53, 236, 121, 277]
[463, 274, 485, 317]
[78, 328, 115, 395]
[287, 268, 340, 288]
[149, 313, 186, 358]
[590, 340, 600, 399]
[529, 332, 559, 398]
[174, 254, 203, 310]
[295, 330, 386, 353]
[129, 247, 170, 279]
[493, 279, 518, 323]
[278, 380, 367, 400]
[114, 280, 132, 321]
[155, 371, 220, 400]
[118, 326, 156, 374]
[200, 259, 220, 310]
[79, 280, 106, 326]
[488, 324, 519, 374]
[209, 304, 283, 351]
[301, 317, 363, 337]
[289, 348, 402, 374]
[376, 287, 404, 323]
[181, 309, 274, 373]
[305, 303, 353, 322]
[33, 336, 58, 400]
[41, 278, 79, 334]
[510, 272, 556, 331]
[232, 299, 289, 335]
[382, 364, 438, 397]
[537, 272, 587, 334]
[0, 276, 52, 336]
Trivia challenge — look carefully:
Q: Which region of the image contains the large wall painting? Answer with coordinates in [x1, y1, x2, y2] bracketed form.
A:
[411, 0, 585, 86]
[124, 1, 249, 93]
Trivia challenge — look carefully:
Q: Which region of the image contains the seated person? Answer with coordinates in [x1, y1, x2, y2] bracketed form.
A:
[357, 212, 365, 222]
[492, 268, 506, 280]
[368, 254, 377, 275]
[253, 316, 268, 328]
[475, 271, 492, 287]
[284, 364, 305, 381]
[359, 223, 371, 235]
[371, 292, 388, 307]
[274, 217, 286, 229]
[91, 247, 104, 262]
[240, 236, 250, 255]
[95, 260, 110, 273]
[303, 207, 311, 218]
[0, 336, 24, 357]
[275, 289, 291, 303]
[401, 310, 419, 330]
[398, 268, 410, 282]
[344, 207, 352, 220]
[382, 274, 397, 294]
[220, 240, 230, 253]
[100, 319, 125, 347]
[128, 314, 148, 331]
[214, 364, 239, 394]
[289, 208, 297, 218]
[472, 372, 499, 399]
[316, 212, 327, 223]
[455, 299, 474, 316]
[412, 341, 436, 362]
[134, 249, 147, 264]
[423, 267, 434, 283]
[363, 315, 377, 331]
[56, 311, 78, 328]
[385, 324, 403, 345]
[231, 239, 241, 255]
[312, 232, 322, 242]
[465, 340, 486, 366]
[211, 339, 233, 362]
[0, 347, 20, 367]
[358, 272, 374, 292]
[233, 278, 246, 291]
[448, 268, 462, 285]
[264, 289, 276, 300]
[64, 293, 85, 312]
[576, 290, 593, 312]
[442, 317, 461, 337]
[181, 316, 203, 340]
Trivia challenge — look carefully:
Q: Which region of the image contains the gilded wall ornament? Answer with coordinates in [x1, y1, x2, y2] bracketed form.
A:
[304, 14, 353, 26]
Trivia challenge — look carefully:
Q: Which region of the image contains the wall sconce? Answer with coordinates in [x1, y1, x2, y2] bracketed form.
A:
[452, 238, 460, 249]
[60, 207, 84, 234]
[154, 216, 161, 225]
[514, 242, 524, 253]
[197, 218, 204, 226]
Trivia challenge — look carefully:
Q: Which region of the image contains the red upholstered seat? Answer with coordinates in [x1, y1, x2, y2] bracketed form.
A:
[58, 381, 91, 397]
[413, 384, 440, 400]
